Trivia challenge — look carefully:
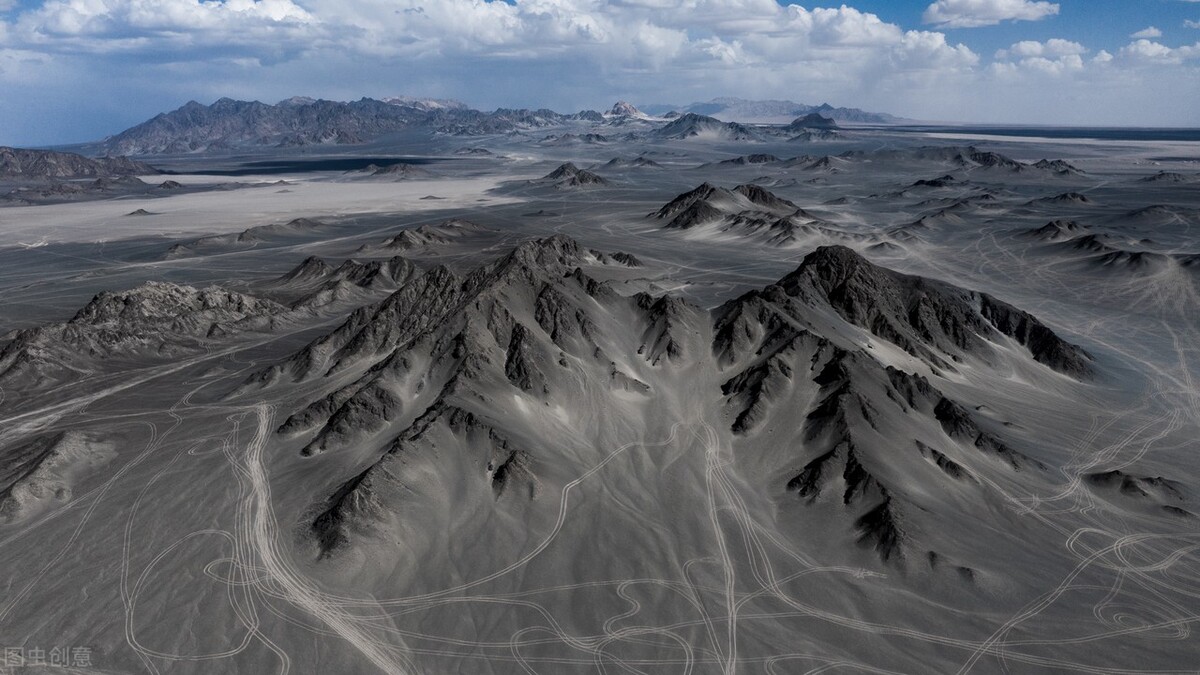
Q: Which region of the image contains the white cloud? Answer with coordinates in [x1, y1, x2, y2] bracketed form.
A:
[1012, 54, 1082, 74]
[26, 0, 316, 34]
[1120, 39, 1176, 60]
[0, 0, 976, 77]
[791, 5, 903, 47]
[1186, 19, 1200, 29]
[628, 21, 687, 66]
[993, 38, 1086, 75]
[894, 30, 979, 69]
[3, 0, 1200, 143]
[0, 0, 987, 127]
[924, 0, 1060, 28]
[1131, 26, 1163, 39]
[15, 0, 322, 60]
[1119, 38, 1200, 64]
[996, 38, 1085, 59]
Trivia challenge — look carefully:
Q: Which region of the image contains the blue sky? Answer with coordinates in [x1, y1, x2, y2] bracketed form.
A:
[0, 0, 1198, 146]
[851, 0, 1200, 56]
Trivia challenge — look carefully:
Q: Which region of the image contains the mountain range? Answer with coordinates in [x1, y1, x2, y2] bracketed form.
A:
[640, 97, 901, 124]
[212, 234, 1099, 578]
[71, 95, 894, 156]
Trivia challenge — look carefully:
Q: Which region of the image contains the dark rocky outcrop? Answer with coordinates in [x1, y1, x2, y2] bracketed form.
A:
[0, 146, 157, 179]
[651, 113, 759, 141]
[541, 162, 608, 188]
[761, 246, 1091, 377]
[0, 283, 285, 388]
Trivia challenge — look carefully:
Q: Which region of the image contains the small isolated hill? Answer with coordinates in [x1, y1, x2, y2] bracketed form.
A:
[788, 113, 839, 130]
[651, 114, 759, 141]
[540, 162, 609, 188]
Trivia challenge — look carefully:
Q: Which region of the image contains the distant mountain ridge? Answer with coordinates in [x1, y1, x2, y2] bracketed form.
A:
[84, 94, 894, 156]
[96, 97, 458, 155]
[639, 97, 900, 124]
[96, 96, 617, 154]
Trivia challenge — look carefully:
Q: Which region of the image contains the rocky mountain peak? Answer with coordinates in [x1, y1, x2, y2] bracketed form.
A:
[609, 101, 641, 117]
[773, 245, 1092, 377]
[785, 245, 870, 290]
[67, 282, 284, 329]
[545, 162, 582, 180]
[789, 113, 838, 130]
[542, 162, 608, 187]
[499, 235, 586, 274]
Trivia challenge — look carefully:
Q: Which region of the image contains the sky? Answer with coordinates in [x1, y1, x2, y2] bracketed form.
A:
[0, 0, 1198, 146]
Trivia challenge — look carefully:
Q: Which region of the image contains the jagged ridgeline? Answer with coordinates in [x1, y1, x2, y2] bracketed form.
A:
[0, 146, 156, 178]
[225, 235, 1105, 576]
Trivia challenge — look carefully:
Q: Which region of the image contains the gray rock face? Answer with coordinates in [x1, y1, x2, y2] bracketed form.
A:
[651, 113, 760, 141]
[263, 236, 703, 554]
[504, 323, 549, 394]
[0, 146, 157, 178]
[718, 332, 986, 567]
[788, 113, 839, 130]
[540, 162, 608, 188]
[277, 129, 364, 147]
[262, 235, 1101, 577]
[280, 256, 336, 283]
[609, 101, 642, 117]
[717, 153, 780, 166]
[600, 156, 662, 169]
[95, 97, 579, 154]
[540, 133, 609, 146]
[0, 282, 286, 387]
[1025, 219, 1084, 241]
[1029, 192, 1091, 206]
[912, 175, 961, 188]
[98, 97, 430, 154]
[1032, 158, 1085, 175]
[653, 182, 795, 224]
[589, 249, 642, 267]
[776, 245, 1092, 376]
[652, 182, 857, 247]
[714, 267, 1058, 566]
[356, 219, 486, 256]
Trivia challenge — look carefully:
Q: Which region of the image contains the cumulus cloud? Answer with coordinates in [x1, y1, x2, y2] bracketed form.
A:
[24, 0, 316, 35]
[1119, 38, 1200, 64]
[1185, 19, 1200, 29]
[893, 30, 979, 69]
[4, 0, 978, 69]
[995, 38, 1085, 59]
[15, 0, 323, 61]
[0, 0, 981, 131]
[1131, 26, 1163, 39]
[2, 0, 1200, 144]
[992, 38, 1086, 75]
[923, 0, 1060, 28]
